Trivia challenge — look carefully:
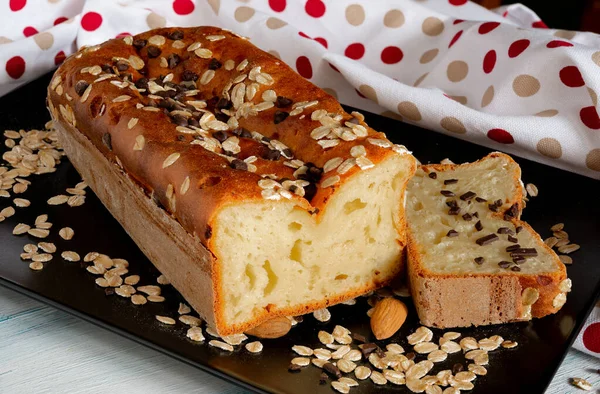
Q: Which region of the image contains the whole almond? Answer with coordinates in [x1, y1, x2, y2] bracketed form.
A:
[245, 316, 291, 339]
[370, 298, 408, 340]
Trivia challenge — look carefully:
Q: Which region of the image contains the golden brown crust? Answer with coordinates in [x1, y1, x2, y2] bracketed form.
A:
[407, 153, 567, 328]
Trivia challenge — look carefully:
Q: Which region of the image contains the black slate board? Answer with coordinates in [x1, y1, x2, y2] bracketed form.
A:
[1, 73, 599, 394]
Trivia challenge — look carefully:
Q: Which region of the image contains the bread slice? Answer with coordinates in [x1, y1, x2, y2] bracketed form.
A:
[47, 26, 416, 335]
[406, 153, 570, 328]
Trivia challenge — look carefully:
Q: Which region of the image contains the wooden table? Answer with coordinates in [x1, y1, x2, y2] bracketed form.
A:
[1, 286, 598, 393]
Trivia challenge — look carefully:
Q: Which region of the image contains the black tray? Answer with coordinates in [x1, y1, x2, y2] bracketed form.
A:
[1, 73, 599, 394]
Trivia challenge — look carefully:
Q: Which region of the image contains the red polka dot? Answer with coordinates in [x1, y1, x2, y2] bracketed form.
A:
[478, 22, 500, 34]
[54, 51, 66, 65]
[54, 17, 68, 25]
[296, 56, 313, 79]
[449, 0, 467, 4]
[583, 323, 600, 352]
[453, 19, 464, 24]
[508, 39, 530, 58]
[502, 11, 508, 17]
[305, 0, 325, 18]
[23, 26, 38, 38]
[547, 40, 573, 48]
[580, 107, 600, 129]
[487, 129, 514, 144]
[81, 12, 102, 32]
[9, 0, 26, 11]
[6, 56, 25, 79]
[173, 0, 195, 15]
[532, 20, 548, 29]
[345, 43, 365, 60]
[329, 63, 340, 73]
[269, 0, 286, 12]
[356, 89, 366, 99]
[449, 30, 463, 48]
[298, 31, 310, 39]
[483, 50, 496, 74]
[381, 46, 403, 64]
[559, 66, 584, 87]
[116, 32, 131, 39]
[314, 37, 328, 48]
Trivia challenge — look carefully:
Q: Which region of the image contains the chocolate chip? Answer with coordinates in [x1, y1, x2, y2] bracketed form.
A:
[352, 333, 367, 343]
[208, 58, 222, 70]
[323, 363, 342, 379]
[475, 220, 483, 231]
[475, 197, 487, 203]
[360, 343, 378, 357]
[444, 179, 458, 185]
[475, 233, 499, 246]
[205, 226, 212, 239]
[104, 288, 115, 296]
[460, 191, 476, 201]
[319, 372, 328, 385]
[303, 183, 317, 201]
[135, 77, 149, 90]
[168, 53, 181, 69]
[216, 98, 232, 110]
[182, 70, 199, 81]
[230, 159, 248, 171]
[494, 199, 503, 206]
[133, 39, 147, 49]
[474, 257, 484, 265]
[473, 212, 479, 218]
[428, 172, 437, 179]
[74, 81, 89, 96]
[448, 206, 461, 215]
[516, 226, 523, 233]
[146, 45, 161, 58]
[213, 131, 228, 142]
[215, 112, 229, 122]
[171, 114, 188, 126]
[497, 227, 514, 235]
[116, 62, 129, 71]
[101, 64, 114, 73]
[506, 244, 521, 252]
[282, 148, 293, 159]
[510, 248, 538, 257]
[462, 213, 472, 221]
[441, 190, 455, 197]
[406, 352, 416, 361]
[294, 315, 303, 323]
[167, 30, 184, 40]
[446, 200, 457, 208]
[375, 347, 386, 358]
[187, 117, 199, 127]
[275, 96, 293, 108]
[488, 204, 499, 212]
[288, 364, 302, 372]
[498, 261, 512, 268]
[274, 110, 289, 124]
[447, 230, 459, 237]
[102, 133, 112, 151]
[513, 256, 525, 264]
[508, 235, 519, 243]
[452, 363, 464, 374]
[504, 203, 519, 221]
[263, 148, 281, 161]
[511, 266, 521, 272]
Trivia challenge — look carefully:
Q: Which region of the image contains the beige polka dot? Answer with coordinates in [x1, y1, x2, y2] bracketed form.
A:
[535, 109, 559, 117]
[207, 0, 220, 15]
[235, 6, 255, 22]
[448, 95, 467, 105]
[33, 32, 54, 50]
[397, 101, 422, 121]
[268, 50, 281, 59]
[554, 30, 576, 40]
[513, 75, 540, 97]
[384, 9, 405, 28]
[592, 52, 600, 67]
[47, 0, 61, 3]
[358, 85, 378, 104]
[586, 149, 600, 171]
[537, 138, 562, 159]
[266, 17, 287, 29]
[447, 61, 468, 82]
[381, 111, 403, 121]
[0, 37, 13, 45]
[481, 85, 494, 107]
[414, 72, 429, 87]
[422, 17, 444, 36]
[345, 4, 365, 26]
[146, 12, 166, 29]
[588, 87, 597, 107]
[440, 117, 466, 134]
[323, 88, 338, 101]
[420, 48, 438, 64]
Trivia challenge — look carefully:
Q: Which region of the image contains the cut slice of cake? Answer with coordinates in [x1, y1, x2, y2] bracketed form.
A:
[406, 152, 570, 328]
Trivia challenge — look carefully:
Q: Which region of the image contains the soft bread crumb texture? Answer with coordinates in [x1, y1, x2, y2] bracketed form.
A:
[407, 156, 558, 275]
[214, 154, 410, 327]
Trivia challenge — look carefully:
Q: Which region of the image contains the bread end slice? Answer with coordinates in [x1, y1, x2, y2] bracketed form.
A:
[406, 153, 570, 328]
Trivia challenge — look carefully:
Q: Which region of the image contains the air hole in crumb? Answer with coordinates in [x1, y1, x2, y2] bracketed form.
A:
[288, 222, 302, 231]
[344, 198, 367, 214]
[262, 260, 278, 296]
[290, 239, 303, 264]
[413, 201, 424, 211]
[89, 96, 103, 118]
[198, 176, 222, 189]
[245, 264, 256, 290]
[109, 106, 121, 125]
[368, 182, 376, 189]
[392, 172, 405, 191]
[335, 274, 348, 280]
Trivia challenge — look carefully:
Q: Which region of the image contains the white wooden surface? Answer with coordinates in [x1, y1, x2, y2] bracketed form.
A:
[1, 285, 598, 394]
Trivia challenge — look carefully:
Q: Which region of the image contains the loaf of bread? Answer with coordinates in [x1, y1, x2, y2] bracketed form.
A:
[46, 27, 416, 335]
[406, 153, 570, 328]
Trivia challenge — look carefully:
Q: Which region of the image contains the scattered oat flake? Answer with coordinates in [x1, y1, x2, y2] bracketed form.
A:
[48, 195, 69, 205]
[245, 341, 263, 353]
[59, 227, 74, 240]
[156, 315, 176, 325]
[331, 381, 349, 394]
[1, 206, 15, 217]
[147, 295, 165, 302]
[550, 223, 564, 232]
[131, 294, 147, 305]
[187, 327, 205, 342]
[124, 275, 140, 285]
[13, 223, 30, 235]
[179, 315, 202, 327]
[177, 303, 191, 315]
[28, 228, 49, 238]
[468, 363, 487, 375]
[95, 278, 109, 287]
[354, 366, 371, 380]
[313, 308, 331, 322]
[29, 261, 43, 271]
[501, 340, 518, 349]
[13, 198, 30, 207]
[157, 274, 170, 285]
[319, 330, 334, 344]
[292, 345, 313, 356]
[370, 371, 387, 385]
[571, 378, 593, 390]
[209, 340, 234, 352]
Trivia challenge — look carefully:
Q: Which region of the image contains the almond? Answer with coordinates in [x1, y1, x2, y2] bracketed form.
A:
[370, 298, 408, 340]
[245, 316, 291, 339]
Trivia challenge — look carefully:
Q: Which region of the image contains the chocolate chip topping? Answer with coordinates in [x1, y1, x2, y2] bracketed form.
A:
[274, 110, 289, 124]
[497, 227, 515, 235]
[205, 226, 212, 239]
[288, 363, 303, 371]
[360, 343, 378, 357]
[512, 256, 525, 264]
[216, 98, 233, 110]
[104, 287, 115, 296]
[116, 61, 129, 72]
[102, 133, 112, 151]
[511, 266, 521, 272]
[135, 77, 149, 90]
[444, 179, 458, 185]
[319, 372, 328, 385]
[275, 96, 293, 108]
[146, 45, 161, 58]
[460, 191, 476, 201]
[475, 220, 483, 231]
[406, 352, 416, 361]
[441, 190, 455, 197]
[498, 261, 512, 268]
[474, 257, 484, 265]
[506, 244, 521, 252]
[462, 213, 472, 221]
[212, 131, 228, 142]
[475, 233, 499, 245]
[182, 70, 199, 81]
[208, 58, 222, 70]
[510, 248, 538, 257]
[448, 206, 461, 215]
[352, 333, 367, 343]
[507, 235, 519, 243]
[515, 226, 523, 233]
[133, 39, 147, 49]
[323, 363, 342, 378]
[504, 203, 519, 221]
[447, 230, 459, 237]
[168, 53, 180, 69]
[428, 172, 437, 179]
[475, 197, 487, 203]
[74, 80, 89, 96]
[488, 203, 499, 212]
[473, 212, 479, 218]
[167, 30, 184, 40]
[452, 363, 464, 374]
[230, 159, 248, 171]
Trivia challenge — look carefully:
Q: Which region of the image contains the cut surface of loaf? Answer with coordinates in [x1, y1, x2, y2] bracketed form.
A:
[406, 153, 569, 328]
[47, 27, 416, 335]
